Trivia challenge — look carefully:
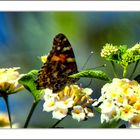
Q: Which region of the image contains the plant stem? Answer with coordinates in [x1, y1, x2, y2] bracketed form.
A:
[51, 116, 66, 128]
[111, 61, 118, 78]
[123, 67, 128, 78]
[24, 100, 39, 128]
[3, 95, 12, 128]
[129, 60, 140, 79]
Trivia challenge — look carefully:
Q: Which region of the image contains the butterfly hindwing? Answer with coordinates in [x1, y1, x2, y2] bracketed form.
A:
[36, 33, 78, 93]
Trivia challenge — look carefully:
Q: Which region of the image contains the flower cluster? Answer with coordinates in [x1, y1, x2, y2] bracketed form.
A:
[93, 78, 140, 128]
[0, 67, 24, 96]
[101, 43, 140, 68]
[100, 43, 119, 59]
[130, 43, 140, 54]
[121, 43, 140, 67]
[43, 84, 94, 122]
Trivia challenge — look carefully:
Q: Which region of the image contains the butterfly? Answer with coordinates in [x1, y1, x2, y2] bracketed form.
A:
[36, 33, 79, 93]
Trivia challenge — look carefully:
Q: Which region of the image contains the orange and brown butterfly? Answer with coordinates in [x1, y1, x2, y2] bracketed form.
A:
[36, 33, 79, 93]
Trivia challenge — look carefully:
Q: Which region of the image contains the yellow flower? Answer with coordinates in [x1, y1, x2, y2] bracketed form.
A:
[133, 102, 140, 112]
[129, 114, 140, 128]
[52, 108, 68, 120]
[0, 113, 19, 128]
[93, 78, 140, 124]
[101, 44, 118, 58]
[128, 95, 137, 105]
[40, 55, 48, 63]
[43, 84, 94, 121]
[0, 67, 24, 96]
[0, 113, 9, 127]
[120, 105, 134, 121]
[43, 98, 56, 112]
[71, 105, 85, 122]
[57, 84, 93, 108]
[55, 97, 74, 109]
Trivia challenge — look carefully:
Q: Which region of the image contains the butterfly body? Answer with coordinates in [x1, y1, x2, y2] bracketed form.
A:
[36, 33, 78, 93]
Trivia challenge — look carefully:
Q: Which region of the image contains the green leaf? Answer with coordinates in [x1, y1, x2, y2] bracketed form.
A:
[99, 119, 121, 128]
[18, 70, 43, 102]
[93, 106, 101, 113]
[70, 70, 111, 82]
[119, 45, 128, 54]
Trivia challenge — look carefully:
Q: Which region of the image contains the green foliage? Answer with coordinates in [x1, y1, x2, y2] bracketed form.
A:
[70, 69, 111, 82]
[18, 70, 44, 102]
[99, 119, 121, 128]
[101, 44, 128, 64]
[101, 43, 140, 78]
[93, 106, 101, 113]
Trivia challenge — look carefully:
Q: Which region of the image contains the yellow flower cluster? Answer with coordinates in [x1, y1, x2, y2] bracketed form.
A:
[130, 43, 140, 54]
[0, 67, 23, 96]
[43, 84, 94, 121]
[93, 78, 140, 128]
[100, 43, 118, 58]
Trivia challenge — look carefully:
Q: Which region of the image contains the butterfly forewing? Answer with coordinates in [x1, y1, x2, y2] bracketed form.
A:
[36, 33, 78, 93]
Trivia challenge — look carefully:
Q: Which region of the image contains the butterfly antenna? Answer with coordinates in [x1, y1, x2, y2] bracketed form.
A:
[81, 51, 94, 70]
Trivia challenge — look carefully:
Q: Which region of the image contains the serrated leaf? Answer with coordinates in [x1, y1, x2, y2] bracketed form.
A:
[18, 70, 43, 102]
[70, 70, 111, 82]
[134, 74, 140, 84]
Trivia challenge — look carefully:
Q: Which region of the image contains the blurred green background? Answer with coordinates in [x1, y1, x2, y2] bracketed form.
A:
[0, 12, 140, 128]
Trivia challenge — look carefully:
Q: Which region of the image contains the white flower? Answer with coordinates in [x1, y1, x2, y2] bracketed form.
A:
[84, 107, 94, 118]
[43, 98, 56, 112]
[43, 84, 94, 121]
[71, 105, 85, 122]
[94, 78, 140, 124]
[52, 108, 68, 120]
[100, 100, 114, 113]
[43, 88, 57, 100]
[119, 105, 134, 121]
[43, 89, 58, 112]
[100, 100, 119, 123]
[101, 83, 110, 95]
[0, 67, 20, 83]
[82, 88, 93, 95]
[101, 114, 111, 123]
[0, 67, 23, 95]
[55, 97, 74, 109]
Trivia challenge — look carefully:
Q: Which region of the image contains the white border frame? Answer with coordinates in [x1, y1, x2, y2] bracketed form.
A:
[0, 1, 140, 139]
[0, 1, 140, 11]
[0, 129, 140, 139]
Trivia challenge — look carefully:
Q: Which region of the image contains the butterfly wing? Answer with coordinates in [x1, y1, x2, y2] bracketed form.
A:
[36, 33, 78, 93]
